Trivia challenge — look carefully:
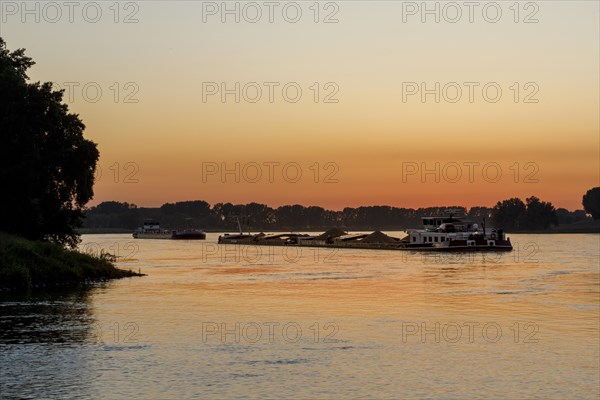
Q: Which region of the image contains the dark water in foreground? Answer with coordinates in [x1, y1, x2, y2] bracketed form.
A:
[1, 233, 598, 399]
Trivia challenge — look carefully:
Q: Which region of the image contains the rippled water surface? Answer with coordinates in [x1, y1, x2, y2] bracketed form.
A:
[1, 233, 598, 399]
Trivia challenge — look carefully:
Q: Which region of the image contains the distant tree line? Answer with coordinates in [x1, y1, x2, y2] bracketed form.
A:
[83, 196, 592, 232]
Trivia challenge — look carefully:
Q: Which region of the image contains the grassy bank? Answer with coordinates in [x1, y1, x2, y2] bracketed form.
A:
[0, 233, 143, 291]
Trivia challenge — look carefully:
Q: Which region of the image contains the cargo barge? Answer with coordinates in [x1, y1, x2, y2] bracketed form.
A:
[133, 220, 206, 240]
[218, 215, 512, 251]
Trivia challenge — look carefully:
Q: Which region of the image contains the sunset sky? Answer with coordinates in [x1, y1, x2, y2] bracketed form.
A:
[2, 1, 598, 210]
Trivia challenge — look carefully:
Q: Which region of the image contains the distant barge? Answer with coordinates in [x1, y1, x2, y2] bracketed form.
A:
[218, 215, 512, 251]
[133, 221, 206, 240]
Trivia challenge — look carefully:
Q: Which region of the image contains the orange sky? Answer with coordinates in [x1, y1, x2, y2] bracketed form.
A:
[2, 1, 598, 210]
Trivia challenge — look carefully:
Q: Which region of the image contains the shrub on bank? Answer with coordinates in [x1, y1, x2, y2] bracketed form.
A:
[0, 233, 141, 291]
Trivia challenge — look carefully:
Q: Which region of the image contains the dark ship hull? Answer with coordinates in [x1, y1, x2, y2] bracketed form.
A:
[171, 230, 206, 240]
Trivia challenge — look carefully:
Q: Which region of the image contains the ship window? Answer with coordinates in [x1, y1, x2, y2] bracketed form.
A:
[434, 236, 438, 242]
[441, 237, 445, 242]
[412, 236, 416, 242]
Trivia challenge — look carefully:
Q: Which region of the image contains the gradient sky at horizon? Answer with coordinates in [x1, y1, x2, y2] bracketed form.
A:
[2, 1, 598, 210]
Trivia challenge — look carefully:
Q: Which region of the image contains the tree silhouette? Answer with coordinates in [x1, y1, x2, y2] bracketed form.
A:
[492, 196, 558, 231]
[522, 196, 557, 230]
[0, 38, 99, 247]
[582, 187, 600, 220]
[492, 198, 526, 231]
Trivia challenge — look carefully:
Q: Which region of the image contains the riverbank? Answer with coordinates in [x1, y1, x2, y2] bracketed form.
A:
[510, 220, 600, 234]
[0, 233, 143, 292]
[77, 228, 132, 234]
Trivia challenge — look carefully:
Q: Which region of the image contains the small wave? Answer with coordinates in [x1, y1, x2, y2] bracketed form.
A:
[264, 358, 311, 365]
[230, 373, 264, 379]
[243, 358, 311, 366]
[99, 344, 149, 351]
[302, 346, 354, 351]
[305, 275, 378, 281]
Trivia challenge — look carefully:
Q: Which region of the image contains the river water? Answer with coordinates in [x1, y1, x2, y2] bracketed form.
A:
[1, 233, 598, 399]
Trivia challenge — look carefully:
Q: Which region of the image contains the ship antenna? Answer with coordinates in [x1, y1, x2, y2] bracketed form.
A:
[236, 217, 243, 235]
